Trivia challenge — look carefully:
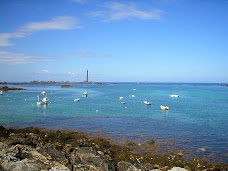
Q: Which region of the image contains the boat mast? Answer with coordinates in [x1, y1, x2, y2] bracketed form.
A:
[87, 70, 89, 83]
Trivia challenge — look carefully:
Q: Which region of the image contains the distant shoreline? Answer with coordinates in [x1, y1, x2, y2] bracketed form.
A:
[0, 81, 227, 85]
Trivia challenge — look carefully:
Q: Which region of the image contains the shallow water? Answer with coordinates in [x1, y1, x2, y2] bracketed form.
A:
[0, 83, 227, 163]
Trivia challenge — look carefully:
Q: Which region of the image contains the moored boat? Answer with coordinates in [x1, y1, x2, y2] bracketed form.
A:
[170, 94, 180, 97]
[74, 98, 80, 102]
[144, 101, 152, 105]
[160, 105, 169, 110]
[37, 95, 49, 105]
[82, 91, 88, 97]
[41, 91, 46, 95]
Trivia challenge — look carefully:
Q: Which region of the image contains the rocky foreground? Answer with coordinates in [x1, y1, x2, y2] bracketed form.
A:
[0, 126, 227, 171]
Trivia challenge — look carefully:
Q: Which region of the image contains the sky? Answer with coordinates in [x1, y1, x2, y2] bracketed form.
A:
[0, 0, 227, 83]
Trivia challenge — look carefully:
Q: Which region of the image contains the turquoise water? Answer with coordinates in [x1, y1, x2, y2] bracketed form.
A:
[0, 83, 228, 163]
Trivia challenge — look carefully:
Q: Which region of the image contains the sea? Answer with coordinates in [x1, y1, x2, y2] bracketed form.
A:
[0, 83, 227, 163]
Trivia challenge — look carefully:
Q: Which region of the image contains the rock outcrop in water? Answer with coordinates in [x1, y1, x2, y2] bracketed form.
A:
[61, 85, 73, 88]
[220, 84, 228, 87]
[0, 126, 227, 171]
[0, 86, 26, 91]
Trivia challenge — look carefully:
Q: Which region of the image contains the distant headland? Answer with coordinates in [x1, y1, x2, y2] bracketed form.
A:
[30, 81, 106, 85]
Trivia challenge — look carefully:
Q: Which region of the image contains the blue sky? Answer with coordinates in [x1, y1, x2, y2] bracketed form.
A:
[0, 0, 227, 83]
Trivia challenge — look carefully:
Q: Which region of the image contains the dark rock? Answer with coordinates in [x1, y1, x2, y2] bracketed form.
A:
[75, 147, 115, 171]
[0, 86, 26, 91]
[147, 140, 155, 145]
[9, 133, 41, 148]
[73, 164, 100, 171]
[0, 125, 10, 138]
[135, 163, 154, 171]
[38, 143, 68, 164]
[1, 159, 41, 171]
[49, 166, 70, 171]
[220, 84, 228, 86]
[117, 161, 139, 171]
[61, 84, 73, 88]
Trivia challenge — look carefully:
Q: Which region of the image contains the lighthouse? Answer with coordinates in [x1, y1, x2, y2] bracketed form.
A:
[86, 70, 89, 83]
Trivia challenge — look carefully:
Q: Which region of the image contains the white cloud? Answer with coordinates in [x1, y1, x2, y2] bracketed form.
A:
[0, 51, 54, 65]
[0, 16, 81, 47]
[91, 2, 163, 22]
[0, 32, 25, 47]
[20, 16, 80, 32]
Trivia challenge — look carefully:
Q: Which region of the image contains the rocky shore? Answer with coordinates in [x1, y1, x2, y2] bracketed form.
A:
[0, 126, 227, 171]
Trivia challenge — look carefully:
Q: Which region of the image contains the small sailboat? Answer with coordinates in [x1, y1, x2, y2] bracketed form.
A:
[82, 91, 88, 97]
[160, 105, 169, 110]
[37, 95, 48, 105]
[144, 101, 152, 105]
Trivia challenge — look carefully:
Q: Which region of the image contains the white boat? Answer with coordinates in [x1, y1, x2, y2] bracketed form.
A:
[170, 94, 180, 97]
[133, 89, 136, 91]
[41, 91, 46, 95]
[131, 95, 135, 97]
[119, 97, 123, 100]
[160, 105, 169, 110]
[144, 101, 152, 105]
[74, 98, 80, 102]
[0, 91, 3, 95]
[37, 95, 48, 105]
[82, 91, 88, 97]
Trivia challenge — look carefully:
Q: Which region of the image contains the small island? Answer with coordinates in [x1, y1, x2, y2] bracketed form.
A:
[0, 86, 26, 91]
[61, 84, 73, 88]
